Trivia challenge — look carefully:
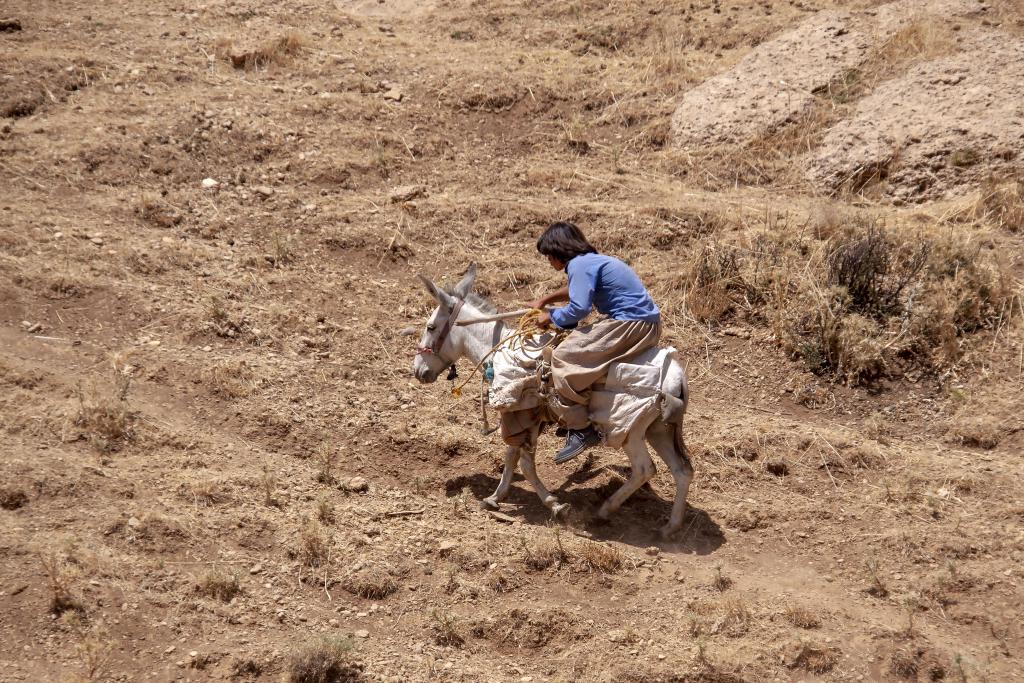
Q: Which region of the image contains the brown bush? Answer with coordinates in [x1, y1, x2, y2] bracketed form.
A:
[197, 569, 241, 602]
[288, 638, 362, 683]
[972, 177, 1024, 232]
[340, 563, 398, 600]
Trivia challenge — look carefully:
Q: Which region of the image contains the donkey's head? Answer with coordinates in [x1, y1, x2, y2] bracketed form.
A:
[412, 263, 477, 383]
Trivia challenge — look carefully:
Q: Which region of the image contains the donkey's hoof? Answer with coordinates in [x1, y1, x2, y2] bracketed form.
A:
[659, 523, 682, 540]
[551, 502, 571, 519]
[480, 497, 500, 510]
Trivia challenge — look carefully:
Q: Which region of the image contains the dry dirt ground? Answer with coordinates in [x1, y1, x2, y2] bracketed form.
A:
[1, 1, 1023, 682]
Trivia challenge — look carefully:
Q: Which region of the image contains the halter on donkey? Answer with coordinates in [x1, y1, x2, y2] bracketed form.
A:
[412, 263, 696, 538]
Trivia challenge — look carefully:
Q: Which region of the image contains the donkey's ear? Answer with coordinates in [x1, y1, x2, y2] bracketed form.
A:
[418, 274, 454, 308]
[452, 262, 478, 299]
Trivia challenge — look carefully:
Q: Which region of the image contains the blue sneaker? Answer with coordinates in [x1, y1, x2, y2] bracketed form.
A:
[554, 427, 601, 464]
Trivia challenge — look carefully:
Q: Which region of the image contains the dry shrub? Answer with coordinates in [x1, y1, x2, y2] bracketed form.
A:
[947, 417, 1002, 450]
[784, 640, 841, 674]
[299, 519, 332, 568]
[134, 191, 182, 228]
[340, 563, 398, 600]
[519, 529, 571, 571]
[785, 604, 821, 629]
[73, 353, 135, 452]
[766, 221, 1013, 384]
[316, 497, 335, 525]
[0, 485, 29, 510]
[204, 360, 259, 399]
[431, 609, 464, 647]
[889, 644, 947, 681]
[39, 551, 85, 616]
[716, 598, 752, 637]
[665, 244, 744, 323]
[578, 541, 624, 574]
[75, 621, 114, 681]
[314, 442, 337, 485]
[197, 569, 241, 602]
[711, 565, 732, 591]
[483, 567, 519, 594]
[188, 479, 229, 506]
[972, 177, 1024, 232]
[872, 17, 956, 67]
[217, 32, 308, 70]
[470, 608, 579, 649]
[288, 637, 362, 683]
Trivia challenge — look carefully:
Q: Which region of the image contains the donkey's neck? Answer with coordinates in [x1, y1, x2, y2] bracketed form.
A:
[454, 307, 504, 367]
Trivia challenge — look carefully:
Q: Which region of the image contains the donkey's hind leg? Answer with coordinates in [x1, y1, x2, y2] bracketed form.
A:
[482, 445, 521, 510]
[597, 417, 657, 521]
[518, 430, 570, 518]
[646, 419, 694, 538]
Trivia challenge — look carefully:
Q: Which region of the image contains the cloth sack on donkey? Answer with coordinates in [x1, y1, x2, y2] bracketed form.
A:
[488, 333, 679, 449]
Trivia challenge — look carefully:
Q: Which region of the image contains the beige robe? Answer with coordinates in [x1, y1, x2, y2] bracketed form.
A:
[550, 318, 661, 429]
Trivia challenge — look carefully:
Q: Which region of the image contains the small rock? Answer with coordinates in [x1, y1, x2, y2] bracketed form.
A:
[343, 477, 369, 493]
[127, 516, 142, 529]
[398, 326, 418, 337]
[438, 540, 458, 556]
[90, 237, 104, 246]
[252, 185, 274, 198]
[249, 564, 263, 575]
[201, 177, 219, 189]
[388, 184, 425, 203]
[0, 19, 23, 32]
[329, 618, 339, 627]
[645, 546, 660, 556]
[26, 322, 42, 333]
[354, 629, 370, 638]
[382, 87, 404, 102]
[164, 646, 176, 655]
[189, 651, 198, 658]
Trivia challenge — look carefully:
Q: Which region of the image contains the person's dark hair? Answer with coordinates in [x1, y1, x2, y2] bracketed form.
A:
[536, 222, 598, 264]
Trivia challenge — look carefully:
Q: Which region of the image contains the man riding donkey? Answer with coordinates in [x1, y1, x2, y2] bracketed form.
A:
[529, 222, 662, 464]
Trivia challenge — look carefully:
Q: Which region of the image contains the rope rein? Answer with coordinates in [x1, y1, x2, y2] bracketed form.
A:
[451, 309, 562, 398]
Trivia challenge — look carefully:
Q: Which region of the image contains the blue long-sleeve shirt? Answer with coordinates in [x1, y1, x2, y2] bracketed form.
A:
[549, 253, 660, 329]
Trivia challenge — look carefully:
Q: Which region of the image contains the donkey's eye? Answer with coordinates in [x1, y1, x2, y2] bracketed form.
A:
[426, 324, 436, 332]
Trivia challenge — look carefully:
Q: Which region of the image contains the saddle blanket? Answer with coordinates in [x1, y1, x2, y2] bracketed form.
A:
[488, 337, 678, 448]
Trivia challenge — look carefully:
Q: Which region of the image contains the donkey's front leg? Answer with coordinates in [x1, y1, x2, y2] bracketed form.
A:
[519, 432, 570, 518]
[482, 445, 521, 510]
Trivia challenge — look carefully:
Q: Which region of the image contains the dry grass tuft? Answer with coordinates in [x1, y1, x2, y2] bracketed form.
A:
[785, 604, 822, 629]
[711, 565, 732, 591]
[288, 637, 363, 683]
[74, 621, 114, 682]
[73, 353, 135, 452]
[217, 32, 308, 70]
[341, 563, 398, 600]
[39, 551, 85, 616]
[971, 177, 1024, 232]
[519, 529, 572, 571]
[431, 609, 465, 647]
[314, 442, 337, 485]
[947, 417, 1003, 450]
[203, 360, 260, 398]
[785, 640, 841, 674]
[865, 558, 889, 598]
[298, 518, 332, 568]
[197, 569, 241, 602]
[578, 541, 624, 574]
[316, 497, 336, 525]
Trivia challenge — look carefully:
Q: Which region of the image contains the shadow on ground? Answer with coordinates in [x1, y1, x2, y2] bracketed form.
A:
[444, 456, 725, 556]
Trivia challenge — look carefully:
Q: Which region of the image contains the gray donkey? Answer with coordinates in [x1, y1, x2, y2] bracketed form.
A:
[412, 264, 694, 537]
